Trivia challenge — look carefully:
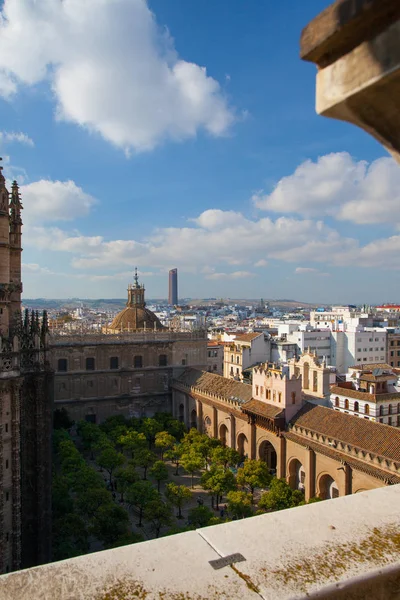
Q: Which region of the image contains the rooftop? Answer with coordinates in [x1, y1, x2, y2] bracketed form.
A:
[234, 332, 263, 343]
[290, 403, 400, 463]
[331, 385, 400, 402]
[241, 398, 284, 420]
[175, 368, 253, 403]
[2, 486, 400, 599]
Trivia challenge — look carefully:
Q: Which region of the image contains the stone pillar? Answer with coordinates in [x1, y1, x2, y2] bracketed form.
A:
[305, 447, 316, 501]
[277, 435, 286, 479]
[230, 414, 236, 450]
[196, 399, 203, 433]
[249, 420, 256, 459]
[212, 406, 218, 439]
[344, 463, 352, 496]
[184, 395, 189, 429]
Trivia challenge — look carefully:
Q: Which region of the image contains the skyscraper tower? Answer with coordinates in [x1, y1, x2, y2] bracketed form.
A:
[168, 268, 178, 306]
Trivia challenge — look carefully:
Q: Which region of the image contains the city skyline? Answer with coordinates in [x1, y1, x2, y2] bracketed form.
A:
[0, 0, 399, 303]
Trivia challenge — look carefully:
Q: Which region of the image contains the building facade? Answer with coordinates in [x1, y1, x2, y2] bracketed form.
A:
[387, 332, 400, 369]
[207, 341, 224, 375]
[223, 333, 271, 380]
[172, 366, 400, 502]
[0, 168, 54, 574]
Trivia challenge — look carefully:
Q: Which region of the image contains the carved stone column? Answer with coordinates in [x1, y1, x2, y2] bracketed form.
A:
[305, 446, 316, 501]
[277, 435, 286, 480]
[196, 399, 203, 433]
[249, 418, 256, 460]
[213, 406, 218, 439]
[11, 379, 21, 571]
[230, 414, 236, 450]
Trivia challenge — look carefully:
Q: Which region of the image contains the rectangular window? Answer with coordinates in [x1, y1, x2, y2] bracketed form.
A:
[5, 491, 9, 501]
[5, 423, 8, 433]
[86, 357, 95, 370]
[159, 354, 167, 367]
[57, 358, 68, 372]
[182, 359, 187, 366]
[110, 356, 119, 369]
[5, 459, 8, 469]
[255, 385, 259, 395]
[388, 417, 392, 426]
[134, 355, 143, 368]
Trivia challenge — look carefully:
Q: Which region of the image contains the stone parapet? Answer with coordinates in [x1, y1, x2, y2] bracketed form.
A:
[301, 0, 400, 162]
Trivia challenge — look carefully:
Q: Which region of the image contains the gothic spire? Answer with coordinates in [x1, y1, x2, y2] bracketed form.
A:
[10, 180, 23, 223]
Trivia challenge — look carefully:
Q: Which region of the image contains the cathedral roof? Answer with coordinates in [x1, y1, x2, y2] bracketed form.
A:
[109, 305, 164, 332]
[108, 269, 164, 332]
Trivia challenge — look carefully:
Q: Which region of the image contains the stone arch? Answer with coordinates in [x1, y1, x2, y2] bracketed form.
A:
[287, 458, 305, 491]
[317, 473, 339, 499]
[237, 432, 248, 459]
[204, 416, 212, 435]
[178, 403, 184, 423]
[190, 409, 197, 430]
[258, 440, 277, 473]
[219, 423, 229, 447]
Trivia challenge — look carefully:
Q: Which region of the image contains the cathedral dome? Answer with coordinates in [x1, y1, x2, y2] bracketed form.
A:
[108, 269, 164, 333]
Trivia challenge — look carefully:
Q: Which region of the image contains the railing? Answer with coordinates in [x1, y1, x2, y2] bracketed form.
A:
[49, 330, 207, 346]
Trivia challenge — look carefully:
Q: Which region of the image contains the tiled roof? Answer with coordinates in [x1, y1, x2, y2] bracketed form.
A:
[349, 363, 392, 371]
[285, 431, 400, 485]
[241, 399, 284, 419]
[234, 332, 263, 342]
[174, 369, 253, 403]
[330, 385, 400, 402]
[289, 403, 400, 462]
[359, 374, 394, 382]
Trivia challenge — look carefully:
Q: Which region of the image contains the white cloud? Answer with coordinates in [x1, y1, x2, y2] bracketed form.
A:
[295, 267, 330, 277]
[21, 180, 97, 223]
[0, 131, 34, 146]
[22, 263, 55, 274]
[254, 259, 268, 267]
[253, 152, 400, 225]
[205, 271, 256, 280]
[0, 0, 234, 152]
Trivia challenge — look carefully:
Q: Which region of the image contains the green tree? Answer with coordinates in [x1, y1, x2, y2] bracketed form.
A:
[165, 443, 183, 476]
[76, 487, 113, 517]
[52, 474, 74, 518]
[150, 460, 169, 492]
[97, 447, 125, 486]
[114, 465, 139, 502]
[188, 505, 214, 528]
[144, 499, 173, 537]
[108, 532, 144, 548]
[100, 415, 129, 436]
[236, 460, 271, 498]
[77, 420, 103, 459]
[90, 504, 130, 547]
[53, 513, 89, 560]
[119, 430, 147, 458]
[211, 446, 241, 471]
[155, 431, 176, 460]
[140, 417, 163, 449]
[126, 480, 159, 527]
[181, 450, 204, 488]
[226, 490, 253, 519]
[165, 483, 192, 519]
[69, 464, 104, 494]
[132, 448, 157, 480]
[53, 408, 73, 430]
[258, 478, 295, 512]
[201, 467, 236, 509]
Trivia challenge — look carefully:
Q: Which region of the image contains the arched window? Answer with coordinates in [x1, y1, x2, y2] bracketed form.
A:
[134, 355, 143, 368]
[159, 354, 167, 367]
[379, 405, 384, 416]
[57, 358, 68, 372]
[398, 403, 400, 414]
[231, 355, 234, 362]
[335, 397, 339, 408]
[365, 404, 370, 415]
[354, 401, 359, 412]
[388, 404, 392, 415]
[236, 356, 240, 364]
[313, 370, 318, 392]
[344, 399, 349, 410]
[278, 392, 282, 403]
[291, 392, 296, 405]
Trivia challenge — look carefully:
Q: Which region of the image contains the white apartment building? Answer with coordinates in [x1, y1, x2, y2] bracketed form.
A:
[329, 364, 400, 426]
[331, 329, 387, 374]
[223, 332, 271, 380]
[286, 329, 332, 364]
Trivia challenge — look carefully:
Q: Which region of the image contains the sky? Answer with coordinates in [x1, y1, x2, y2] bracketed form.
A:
[0, 0, 399, 303]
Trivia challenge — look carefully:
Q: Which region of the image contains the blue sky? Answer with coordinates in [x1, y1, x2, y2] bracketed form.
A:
[0, 0, 399, 303]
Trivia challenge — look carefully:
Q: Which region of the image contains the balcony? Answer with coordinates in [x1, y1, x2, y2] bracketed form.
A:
[1, 485, 400, 599]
